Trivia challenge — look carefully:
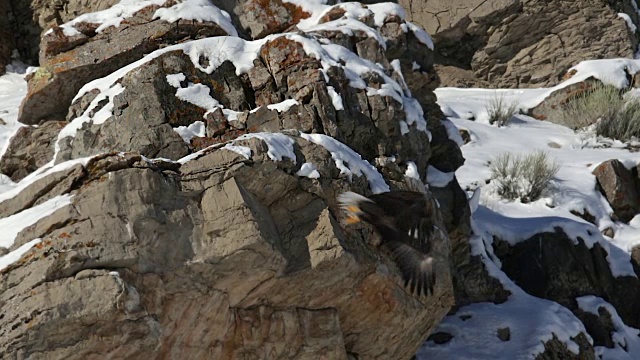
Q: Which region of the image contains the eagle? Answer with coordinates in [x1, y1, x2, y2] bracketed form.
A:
[338, 189, 437, 296]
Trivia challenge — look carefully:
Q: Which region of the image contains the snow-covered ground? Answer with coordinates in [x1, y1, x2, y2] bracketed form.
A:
[419, 61, 640, 359]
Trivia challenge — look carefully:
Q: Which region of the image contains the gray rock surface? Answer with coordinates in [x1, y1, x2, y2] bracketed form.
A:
[400, 0, 638, 88]
[18, 2, 232, 125]
[0, 2, 471, 358]
[0, 120, 66, 181]
[0, 138, 455, 359]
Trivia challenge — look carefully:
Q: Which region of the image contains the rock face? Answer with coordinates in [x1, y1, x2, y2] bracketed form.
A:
[0, 1, 467, 359]
[494, 229, 640, 337]
[18, 1, 234, 125]
[6, 0, 120, 65]
[0, 141, 454, 359]
[0, 120, 66, 181]
[401, 0, 638, 88]
[593, 159, 640, 223]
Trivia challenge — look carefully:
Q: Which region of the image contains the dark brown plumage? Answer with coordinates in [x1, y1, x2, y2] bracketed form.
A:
[338, 190, 436, 296]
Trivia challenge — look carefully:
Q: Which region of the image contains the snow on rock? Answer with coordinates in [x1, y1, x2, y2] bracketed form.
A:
[0, 69, 28, 161]
[287, 0, 434, 50]
[576, 296, 640, 360]
[327, 86, 344, 110]
[174, 121, 205, 142]
[618, 13, 637, 33]
[426, 165, 454, 187]
[420, 218, 592, 359]
[0, 238, 42, 271]
[153, 0, 238, 36]
[178, 132, 389, 194]
[234, 133, 297, 163]
[300, 133, 389, 194]
[0, 194, 73, 249]
[404, 161, 420, 180]
[0, 157, 91, 204]
[296, 163, 321, 179]
[48, 0, 238, 38]
[437, 85, 640, 276]
[51, 0, 167, 36]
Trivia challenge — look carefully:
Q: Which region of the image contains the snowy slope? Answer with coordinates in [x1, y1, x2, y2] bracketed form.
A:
[420, 61, 640, 359]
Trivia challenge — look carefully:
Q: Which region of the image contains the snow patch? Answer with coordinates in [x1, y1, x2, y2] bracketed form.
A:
[153, 0, 238, 36]
[296, 163, 321, 179]
[300, 133, 389, 194]
[577, 296, 640, 360]
[426, 165, 454, 187]
[0, 195, 73, 249]
[0, 239, 42, 271]
[174, 121, 205, 142]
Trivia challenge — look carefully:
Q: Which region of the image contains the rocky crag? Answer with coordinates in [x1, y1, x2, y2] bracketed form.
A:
[1, 0, 640, 359]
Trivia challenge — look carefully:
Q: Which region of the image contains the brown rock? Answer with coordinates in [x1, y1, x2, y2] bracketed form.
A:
[593, 159, 640, 223]
[0, 135, 455, 359]
[18, 4, 232, 125]
[401, 0, 638, 88]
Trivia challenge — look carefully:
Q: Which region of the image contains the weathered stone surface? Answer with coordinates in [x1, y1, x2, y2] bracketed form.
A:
[0, 136, 455, 358]
[0, 163, 85, 219]
[8, 0, 120, 68]
[18, 4, 232, 125]
[593, 159, 640, 223]
[401, 0, 638, 88]
[0, 120, 66, 181]
[55, 51, 196, 162]
[494, 229, 640, 329]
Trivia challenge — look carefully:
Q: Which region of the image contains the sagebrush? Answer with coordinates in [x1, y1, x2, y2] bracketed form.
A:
[489, 150, 559, 203]
[545, 83, 640, 141]
[545, 83, 622, 130]
[487, 93, 519, 126]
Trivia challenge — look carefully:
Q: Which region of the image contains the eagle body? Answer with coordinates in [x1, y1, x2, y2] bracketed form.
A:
[338, 190, 436, 296]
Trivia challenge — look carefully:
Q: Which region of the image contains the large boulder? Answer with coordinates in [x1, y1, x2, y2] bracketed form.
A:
[400, 0, 638, 88]
[17, 1, 235, 125]
[0, 136, 455, 358]
[592, 159, 640, 223]
[494, 228, 640, 330]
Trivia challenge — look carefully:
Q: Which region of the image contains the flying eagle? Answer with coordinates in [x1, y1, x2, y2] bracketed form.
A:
[338, 190, 437, 296]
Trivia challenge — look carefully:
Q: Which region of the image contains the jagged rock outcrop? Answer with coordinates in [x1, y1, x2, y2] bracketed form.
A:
[400, 0, 638, 88]
[18, 1, 234, 125]
[0, 138, 454, 359]
[593, 159, 640, 223]
[0, 120, 66, 181]
[494, 229, 640, 333]
[0, 1, 469, 359]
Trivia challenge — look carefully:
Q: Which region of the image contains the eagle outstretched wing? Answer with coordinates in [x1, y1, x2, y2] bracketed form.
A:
[338, 190, 437, 296]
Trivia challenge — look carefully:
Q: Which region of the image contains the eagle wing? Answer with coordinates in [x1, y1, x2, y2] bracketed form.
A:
[385, 239, 436, 296]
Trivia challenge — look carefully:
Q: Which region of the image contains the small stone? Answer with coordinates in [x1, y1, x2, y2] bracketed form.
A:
[497, 327, 511, 341]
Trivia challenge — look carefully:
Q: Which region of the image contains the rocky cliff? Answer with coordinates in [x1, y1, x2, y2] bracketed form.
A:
[1, 0, 640, 359]
[0, 0, 464, 358]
